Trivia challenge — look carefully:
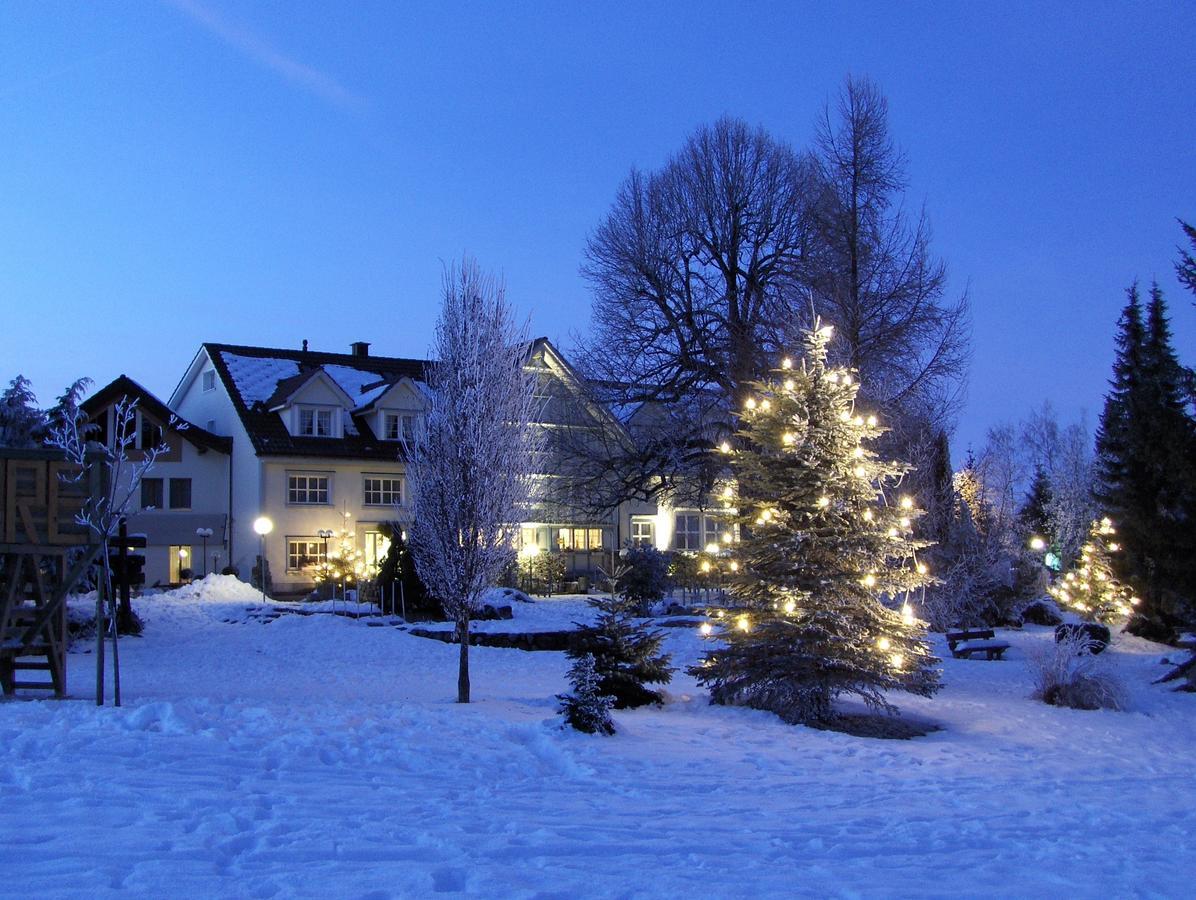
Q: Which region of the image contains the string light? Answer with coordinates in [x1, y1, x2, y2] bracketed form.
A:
[818, 325, 834, 339]
[783, 599, 796, 614]
[901, 603, 915, 625]
[781, 357, 793, 370]
[736, 615, 751, 633]
[729, 561, 739, 572]
[783, 432, 796, 445]
[720, 441, 731, 454]
[890, 653, 905, 670]
[899, 517, 911, 528]
[817, 496, 830, 508]
[784, 378, 795, 390]
[899, 496, 913, 510]
[916, 562, 928, 575]
[861, 573, 877, 588]
[843, 374, 853, 386]
[745, 398, 757, 410]
[877, 637, 891, 651]
[854, 465, 867, 478]
[853, 447, 865, 458]
[699, 622, 713, 636]
[866, 415, 877, 427]
[760, 399, 771, 411]
[863, 509, 874, 522]
[887, 527, 899, 538]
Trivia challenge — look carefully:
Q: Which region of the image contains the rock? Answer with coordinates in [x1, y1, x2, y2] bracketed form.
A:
[1021, 600, 1063, 626]
[1055, 622, 1112, 654]
[474, 603, 514, 621]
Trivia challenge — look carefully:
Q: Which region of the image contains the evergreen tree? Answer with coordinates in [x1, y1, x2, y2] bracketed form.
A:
[558, 653, 615, 735]
[1095, 284, 1196, 633]
[1177, 219, 1196, 303]
[567, 592, 673, 708]
[690, 323, 941, 726]
[1018, 465, 1054, 544]
[45, 377, 92, 442]
[924, 429, 955, 548]
[376, 527, 437, 618]
[1049, 518, 1140, 625]
[953, 449, 992, 537]
[0, 375, 45, 447]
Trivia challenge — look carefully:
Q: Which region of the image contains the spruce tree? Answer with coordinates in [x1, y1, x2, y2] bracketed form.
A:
[567, 592, 673, 708]
[1095, 284, 1196, 633]
[1049, 518, 1140, 625]
[1018, 465, 1054, 544]
[558, 653, 615, 735]
[690, 323, 941, 726]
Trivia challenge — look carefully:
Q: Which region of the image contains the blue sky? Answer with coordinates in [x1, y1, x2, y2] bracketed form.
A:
[1, 1, 1193, 458]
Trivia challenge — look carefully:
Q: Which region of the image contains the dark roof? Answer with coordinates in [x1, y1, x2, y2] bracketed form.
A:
[82, 375, 232, 455]
[204, 343, 429, 461]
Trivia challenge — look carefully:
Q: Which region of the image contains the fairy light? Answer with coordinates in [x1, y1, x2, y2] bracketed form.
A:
[729, 561, 739, 572]
[818, 325, 834, 339]
[899, 517, 911, 528]
[866, 415, 877, 427]
[887, 527, 899, 538]
[783, 599, 796, 614]
[852, 447, 865, 458]
[720, 441, 731, 454]
[699, 622, 713, 636]
[760, 398, 771, 411]
[916, 563, 928, 575]
[901, 604, 915, 625]
[784, 378, 795, 390]
[863, 509, 874, 522]
[817, 496, 830, 508]
[899, 496, 913, 510]
[854, 465, 868, 478]
[783, 432, 796, 445]
[877, 637, 891, 651]
[890, 653, 905, 670]
[736, 615, 750, 633]
[781, 357, 793, 370]
[722, 485, 734, 499]
[745, 397, 757, 410]
[861, 573, 877, 588]
[843, 374, 853, 386]
[828, 372, 840, 384]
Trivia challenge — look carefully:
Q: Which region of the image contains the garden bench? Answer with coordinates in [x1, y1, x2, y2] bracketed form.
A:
[946, 628, 1011, 660]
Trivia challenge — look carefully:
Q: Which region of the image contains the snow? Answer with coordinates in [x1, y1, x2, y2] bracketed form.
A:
[2, 577, 1193, 897]
[220, 354, 301, 405]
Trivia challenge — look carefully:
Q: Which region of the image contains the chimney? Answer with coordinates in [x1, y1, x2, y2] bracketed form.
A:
[302, 339, 309, 352]
[351, 341, 370, 357]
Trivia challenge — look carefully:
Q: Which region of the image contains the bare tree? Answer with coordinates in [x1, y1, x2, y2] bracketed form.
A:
[574, 117, 818, 508]
[405, 258, 543, 703]
[810, 75, 969, 436]
[48, 395, 174, 706]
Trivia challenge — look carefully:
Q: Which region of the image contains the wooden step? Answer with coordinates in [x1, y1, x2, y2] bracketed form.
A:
[10, 680, 56, 691]
[10, 660, 52, 671]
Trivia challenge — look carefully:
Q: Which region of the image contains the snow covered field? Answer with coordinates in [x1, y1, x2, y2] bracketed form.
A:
[2, 576, 1193, 898]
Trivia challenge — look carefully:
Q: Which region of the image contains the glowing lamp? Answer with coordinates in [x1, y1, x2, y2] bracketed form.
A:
[253, 516, 273, 536]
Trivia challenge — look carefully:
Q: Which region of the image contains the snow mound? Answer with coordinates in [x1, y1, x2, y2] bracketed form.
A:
[163, 573, 265, 604]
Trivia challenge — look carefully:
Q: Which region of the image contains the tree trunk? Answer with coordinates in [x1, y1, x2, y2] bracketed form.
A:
[456, 614, 471, 703]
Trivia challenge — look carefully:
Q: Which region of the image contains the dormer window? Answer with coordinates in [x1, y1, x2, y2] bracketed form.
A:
[382, 412, 417, 442]
[299, 407, 333, 437]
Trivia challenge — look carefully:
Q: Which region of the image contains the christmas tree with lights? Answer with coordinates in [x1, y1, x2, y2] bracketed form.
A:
[313, 526, 368, 599]
[690, 322, 941, 726]
[1049, 517, 1139, 625]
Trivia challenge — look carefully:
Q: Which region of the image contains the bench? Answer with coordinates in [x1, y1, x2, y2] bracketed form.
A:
[946, 628, 1011, 660]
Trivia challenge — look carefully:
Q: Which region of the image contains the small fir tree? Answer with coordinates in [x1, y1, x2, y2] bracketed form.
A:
[1049, 518, 1140, 625]
[567, 593, 673, 708]
[690, 323, 941, 726]
[558, 653, 615, 735]
[618, 543, 671, 615]
[313, 526, 367, 598]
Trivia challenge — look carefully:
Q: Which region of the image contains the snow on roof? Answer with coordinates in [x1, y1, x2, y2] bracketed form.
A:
[222, 354, 302, 406]
[324, 365, 394, 401]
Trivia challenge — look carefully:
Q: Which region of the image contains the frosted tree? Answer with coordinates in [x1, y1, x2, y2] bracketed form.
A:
[48, 394, 174, 706]
[1049, 518, 1140, 625]
[558, 653, 615, 735]
[566, 592, 673, 709]
[691, 322, 941, 726]
[405, 258, 543, 703]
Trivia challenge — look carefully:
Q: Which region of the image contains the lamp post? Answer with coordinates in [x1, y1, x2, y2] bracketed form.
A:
[177, 547, 190, 583]
[253, 516, 273, 603]
[196, 527, 214, 578]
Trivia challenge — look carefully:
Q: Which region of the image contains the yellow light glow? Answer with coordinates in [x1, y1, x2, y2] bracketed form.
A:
[722, 531, 732, 543]
[843, 374, 853, 386]
[839, 411, 851, 421]
[783, 599, 796, 614]
[916, 563, 928, 575]
[745, 397, 757, 410]
[818, 496, 830, 508]
[866, 415, 877, 427]
[877, 637, 891, 651]
[781, 357, 793, 370]
[729, 561, 739, 572]
[863, 509, 874, 522]
[720, 441, 731, 454]
[722, 485, 734, 498]
[887, 527, 899, 538]
[784, 378, 795, 390]
[890, 652, 904, 670]
[853, 415, 864, 426]
[862, 573, 877, 588]
[900, 496, 913, 510]
[854, 465, 867, 478]
[899, 517, 911, 528]
[699, 622, 713, 636]
[760, 399, 771, 411]
[783, 432, 796, 445]
[1108, 542, 1119, 552]
[853, 447, 864, 458]
[1029, 536, 1046, 551]
[828, 372, 840, 384]
[700, 560, 712, 573]
[736, 615, 750, 632]
[901, 603, 915, 625]
[818, 325, 834, 339]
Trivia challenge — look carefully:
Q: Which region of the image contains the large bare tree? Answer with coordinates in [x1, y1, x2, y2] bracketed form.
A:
[810, 75, 970, 438]
[405, 258, 543, 703]
[574, 117, 818, 509]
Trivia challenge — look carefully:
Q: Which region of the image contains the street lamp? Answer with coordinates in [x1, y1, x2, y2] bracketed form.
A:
[196, 527, 214, 578]
[253, 516, 274, 603]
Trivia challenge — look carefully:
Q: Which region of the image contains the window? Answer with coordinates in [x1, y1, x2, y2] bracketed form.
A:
[402, 415, 416, 441]
[299, 407, 333, 437]
[673, 513, 702, 551]
[363, 531, 390, 570]
[202, 370, 216, 392]
[169, 545, 193, 583]
[139, 415, 163, 451]
[383, 412, 401, 441]
[287, 538, 327, 572]
[631, 518, 655, 546]
[704, 517, 722, 551]
[169, 478, 192, 510]
[363, 475, 402, 506]
[288, 473, 330, 504]
[556, 527, 606, 551]
[141, 478, 164, 510]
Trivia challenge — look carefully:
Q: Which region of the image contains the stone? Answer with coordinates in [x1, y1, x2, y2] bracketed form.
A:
[1021, 600, 1064, 627]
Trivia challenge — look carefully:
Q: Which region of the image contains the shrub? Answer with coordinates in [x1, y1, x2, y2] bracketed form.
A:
[1030, 629, 1125, 711]
[619, 544, 671, 615]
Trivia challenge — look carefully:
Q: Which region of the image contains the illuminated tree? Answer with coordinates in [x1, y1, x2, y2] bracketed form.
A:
[312, 526, 367, 599]
[1049, 518, 1140, 625]
[690, 323, 941, 726]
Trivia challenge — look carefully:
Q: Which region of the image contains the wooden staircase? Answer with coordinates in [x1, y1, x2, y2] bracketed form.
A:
[0, 600, 64, 696]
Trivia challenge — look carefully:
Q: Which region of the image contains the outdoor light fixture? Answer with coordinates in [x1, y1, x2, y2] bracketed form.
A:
[253, 516, 273, 603]
[1029, 536, 1046, 552]
[196, 526, 214, 577]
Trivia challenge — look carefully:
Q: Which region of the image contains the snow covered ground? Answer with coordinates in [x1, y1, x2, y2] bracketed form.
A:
[2, 575, 1193, 898]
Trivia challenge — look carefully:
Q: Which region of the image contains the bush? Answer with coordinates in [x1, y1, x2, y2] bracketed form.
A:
[1030, 629, 1125, 711]
[619, 544, 671, 615]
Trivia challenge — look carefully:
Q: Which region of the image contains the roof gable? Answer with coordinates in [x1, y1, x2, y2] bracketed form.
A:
[82, 375, 232, 455]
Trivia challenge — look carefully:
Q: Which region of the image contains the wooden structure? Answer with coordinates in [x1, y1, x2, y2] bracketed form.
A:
[945, 628, 1011, 661]
[0, 449, 102, 697]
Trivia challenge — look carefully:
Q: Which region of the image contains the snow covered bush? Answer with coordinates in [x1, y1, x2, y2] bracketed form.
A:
[558, 653, 615, 735]
[1030, 629, 1126, 711]
[567, 593, 673, 708]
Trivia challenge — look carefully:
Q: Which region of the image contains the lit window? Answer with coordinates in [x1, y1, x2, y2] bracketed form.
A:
[363, 476, 402, 506]
[288, 474, 330, 504]
[287, 538, 327, 571]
